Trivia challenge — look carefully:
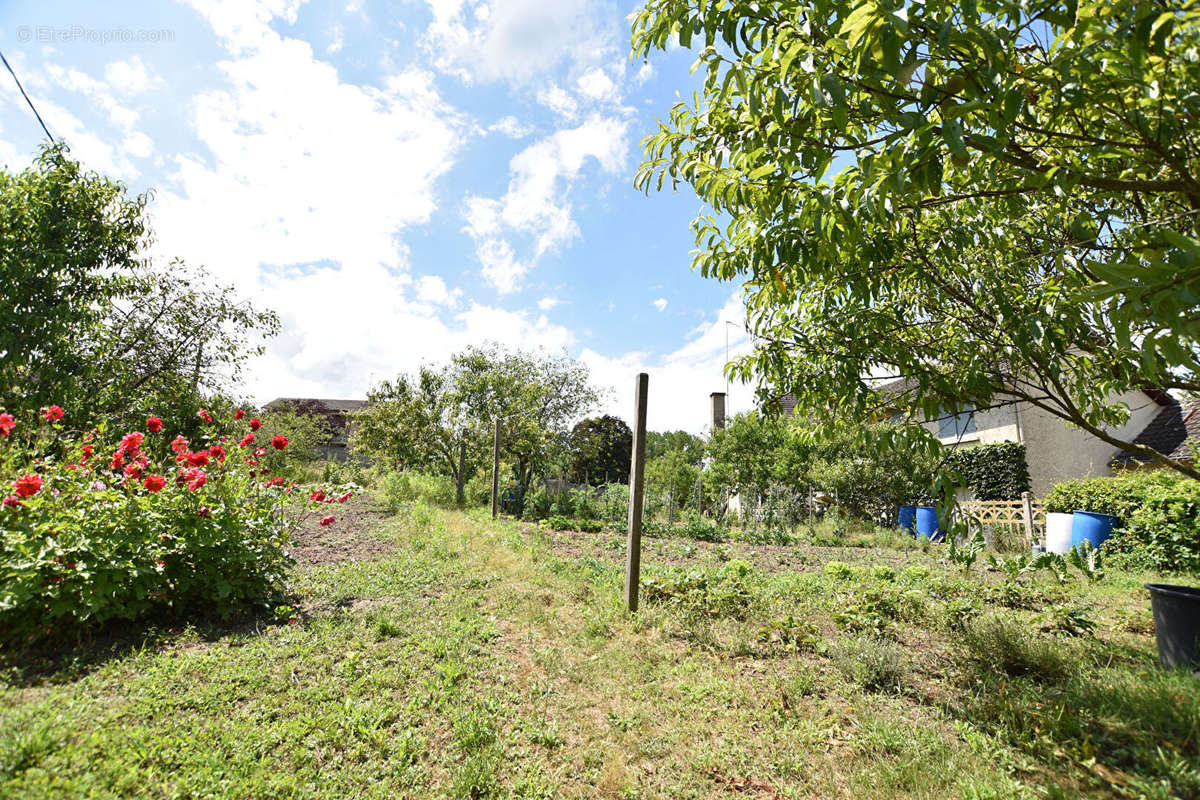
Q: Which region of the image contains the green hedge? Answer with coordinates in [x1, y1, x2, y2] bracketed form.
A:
[946, 441, 1030, 500]
[1044, 471, 1200, 574]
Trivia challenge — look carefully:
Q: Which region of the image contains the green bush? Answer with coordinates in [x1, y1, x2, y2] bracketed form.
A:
[551, 490, 575, 518]
[1118, 479, 1200, 573]
[521, 488, 552, 521]
[577, 518, 604, 533]
[595, 483, 628, 524]
[0, 407, 332, 642]
[378, 470, 457, 513]
[546, 515, 576, 531]
[945, 441, 1030, 500]
[1042, 471, 1179, 516]
[1044, 471, 1200, 573]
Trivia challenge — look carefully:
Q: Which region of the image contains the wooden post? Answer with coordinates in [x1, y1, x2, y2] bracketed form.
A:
[456, 440, 467, 507]
[1021, 491, 1034, 546]
[625, 373, 649, 613]
[491, 418, 500, 520]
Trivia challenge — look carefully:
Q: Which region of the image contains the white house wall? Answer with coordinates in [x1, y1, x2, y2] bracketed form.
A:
[918, 390, 1163, 497]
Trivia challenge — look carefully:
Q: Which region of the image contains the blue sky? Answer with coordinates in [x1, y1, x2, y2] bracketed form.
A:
[0, 0, 755, 431]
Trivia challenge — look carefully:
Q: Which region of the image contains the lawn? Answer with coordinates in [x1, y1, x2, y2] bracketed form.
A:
[1, 498, 1197, 799]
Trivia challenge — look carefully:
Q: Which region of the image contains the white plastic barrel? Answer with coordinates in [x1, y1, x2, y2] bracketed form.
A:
[1045, 512, 1074, 554]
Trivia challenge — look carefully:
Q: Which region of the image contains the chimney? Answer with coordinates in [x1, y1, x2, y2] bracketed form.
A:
[710, 392, 727, 431]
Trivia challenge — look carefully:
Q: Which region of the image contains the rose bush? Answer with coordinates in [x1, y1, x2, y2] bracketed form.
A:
[0, 405, 343, 643]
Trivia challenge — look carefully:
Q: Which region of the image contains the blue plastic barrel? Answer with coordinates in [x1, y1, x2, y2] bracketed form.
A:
[1071, 511, 1118, 548]
[915, 506, 941, 540]
[897, 505, 917, 535]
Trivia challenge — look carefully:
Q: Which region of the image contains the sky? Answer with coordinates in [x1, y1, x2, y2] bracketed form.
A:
[0, 0, 756, 433]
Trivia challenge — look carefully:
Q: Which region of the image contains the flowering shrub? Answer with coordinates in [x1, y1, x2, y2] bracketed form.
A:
[0, 405, 342, 643]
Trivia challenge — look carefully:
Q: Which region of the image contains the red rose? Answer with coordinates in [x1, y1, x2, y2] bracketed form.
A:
[143, 474, 166, 492]
[120, 431, 144, 453]
[146, 416, 163, 433]
[310, 490, 325, 502]
[239, 432, 255, 448]
[14, 474, 43, 498]
[0, 413, 14, 437]
[254, 447, 266, 457]
[110, 451, 125, 471]
[208, 445, 227, 463]
[338, 492, 352, 503]
[249, 418, 262, 431]
[186, 451, 210, 468]
[170, 435, 189, 454]
[234, 409, 245, 420]
[244, 457, 259, 466]
[271, 435, 288, 450]
[197, 507, 212, 518]
[123, 463, 143, 479]
[186, 469, 207, 491]
[197, 409, 213, 423]
[81, 444, 94, 462]
[320, 515, 335, 527]
[2, 496, 21, 508]
[43, 405, 64, 422]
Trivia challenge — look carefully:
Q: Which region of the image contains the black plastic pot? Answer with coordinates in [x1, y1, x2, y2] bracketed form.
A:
[1145, 583, 1200, 670]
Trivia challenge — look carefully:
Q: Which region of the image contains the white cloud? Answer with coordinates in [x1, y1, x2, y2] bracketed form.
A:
[476, 238, 527, 294]
[634, 61, 654, 85]
[537, 296, 559, 311]
[103, 56, 163, 95]
[653, 297, 668, 312]
[536, 85, 578, 119]
[422, 0, 618, 85]
[154, 1, 466, 288]
[576, 67, 618, 102]
[582, 293, 756, 434]
[464, 113, 629, 291]
[488, 115, 533, 138]
[415, 275, 461, 307]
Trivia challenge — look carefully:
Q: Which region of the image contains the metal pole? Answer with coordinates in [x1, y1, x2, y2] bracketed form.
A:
[491, 417, 500, 520]
[625, 373, 649, 612]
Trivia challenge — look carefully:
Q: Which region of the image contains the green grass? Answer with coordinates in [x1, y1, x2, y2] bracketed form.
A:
[1, 505, 1196, 799]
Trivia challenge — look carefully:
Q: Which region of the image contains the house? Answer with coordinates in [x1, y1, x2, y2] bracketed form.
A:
[1111, 397, 1199, 472]
[877, 378, 1192, 495]
[264, 398, 367, 461]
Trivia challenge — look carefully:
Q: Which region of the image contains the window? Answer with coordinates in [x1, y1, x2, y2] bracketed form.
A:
[938, 406, 977, 439]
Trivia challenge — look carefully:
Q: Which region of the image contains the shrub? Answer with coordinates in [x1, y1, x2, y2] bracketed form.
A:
[521, 488, 552, 521]
[958, 615, 1068, 683]
[830, 636, 907, 692]
[596, 483, 628, 524]
[945, 441, 1030, 500]
[1042, 471, 1179, 517]
[1044, 471, 1200, 573]
[577, 518, 604, 533]
[550, 490, 575, 518]
[546, 515, 576, 531]
[1117, 479, 1200, 574]
[0, 406, 334, 642]
[378, 470, 456, 513]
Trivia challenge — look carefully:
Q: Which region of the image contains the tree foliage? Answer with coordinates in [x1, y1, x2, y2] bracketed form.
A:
[944, 441, 1031, 500]
[352, 344, 602, 500]
[633, 0, 1200, 480]
[568, 415, 632, 485]
[0, 144, 278, 432]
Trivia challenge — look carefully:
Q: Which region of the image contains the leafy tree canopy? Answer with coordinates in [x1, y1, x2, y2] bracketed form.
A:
[645, 430, 707, 465]
[353, 344, 602, 499]
[633, 0, 1200, 480]
[568, 415, 633, 485]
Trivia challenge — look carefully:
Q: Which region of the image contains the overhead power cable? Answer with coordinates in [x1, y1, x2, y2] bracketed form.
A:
[0, 47, 55, 142]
